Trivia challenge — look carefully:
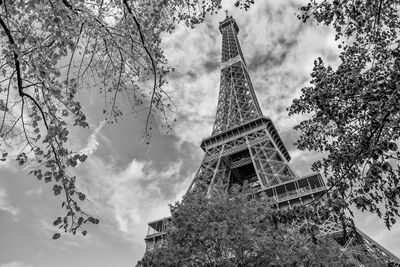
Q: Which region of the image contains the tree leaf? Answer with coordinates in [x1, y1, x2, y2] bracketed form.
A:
[52, 233, 61, 240]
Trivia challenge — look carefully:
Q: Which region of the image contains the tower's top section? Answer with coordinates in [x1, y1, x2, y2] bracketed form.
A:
[219, 15, 239, 35]
[218, 15, 246, 65]
[211, 16, 263, 134]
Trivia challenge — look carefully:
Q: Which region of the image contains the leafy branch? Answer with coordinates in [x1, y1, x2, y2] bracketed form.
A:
[291, 0, 400, 229]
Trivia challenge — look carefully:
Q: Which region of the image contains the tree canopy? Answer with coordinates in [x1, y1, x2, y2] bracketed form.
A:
[0, 0, 256, 237]
[137, 186, 348, 267]
[289, 0, 400, 228]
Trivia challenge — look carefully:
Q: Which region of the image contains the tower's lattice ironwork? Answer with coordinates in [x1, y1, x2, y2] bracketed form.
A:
[212, 16, 262, 134]
[144, 15, 400, 266]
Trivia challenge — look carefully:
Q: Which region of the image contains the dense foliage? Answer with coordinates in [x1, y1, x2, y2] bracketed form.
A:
[0, 0, 256, 237]
[289, 0, 400, 228]
[137, 186, 347, 267]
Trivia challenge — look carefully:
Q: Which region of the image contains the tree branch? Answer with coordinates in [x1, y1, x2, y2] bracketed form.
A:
[0, 6, 80, 233]
[122, 0, 157, 140]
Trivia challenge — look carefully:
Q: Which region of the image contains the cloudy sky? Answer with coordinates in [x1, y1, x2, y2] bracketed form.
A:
[1, 1, 399, 266]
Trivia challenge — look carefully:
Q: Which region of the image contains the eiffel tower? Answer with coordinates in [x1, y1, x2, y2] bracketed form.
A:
[144, 15, 400, 266]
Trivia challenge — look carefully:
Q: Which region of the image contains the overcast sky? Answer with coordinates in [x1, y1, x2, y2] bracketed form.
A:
[0, 1, 399, 267]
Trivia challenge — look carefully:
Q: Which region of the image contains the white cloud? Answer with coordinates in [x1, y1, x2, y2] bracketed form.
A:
[162, 29, 220, 145]
[25, 188, 43, 196]
[0, 187, 19, 217]
[0, 261, 32, 267]
[108, 159, 183, 233]
[80, 120, 106, 156]
[75, 154, 187, 243]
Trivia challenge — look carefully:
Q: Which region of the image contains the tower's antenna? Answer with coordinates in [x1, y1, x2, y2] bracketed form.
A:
[225, 10, 229, 18]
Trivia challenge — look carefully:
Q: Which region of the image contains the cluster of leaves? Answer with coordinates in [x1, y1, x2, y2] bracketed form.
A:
[290, 0, 400, 228]
[234, 0, 255, 11]
[137, 186, 348, 267]
[0, 0, 253, 237]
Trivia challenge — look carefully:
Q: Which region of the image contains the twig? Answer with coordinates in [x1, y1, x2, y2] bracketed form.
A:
[0, 71, 15, 133]
[66, 23, 84, 93]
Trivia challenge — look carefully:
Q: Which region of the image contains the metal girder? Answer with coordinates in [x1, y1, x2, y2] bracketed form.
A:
[290, 214, 400, 266]
[313, 214, 400, 266]
[190, 123, 297, 192]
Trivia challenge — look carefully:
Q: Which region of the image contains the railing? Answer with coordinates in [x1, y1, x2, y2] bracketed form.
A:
[231, 157, 252, 168]
[261, 185, 326, 204]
